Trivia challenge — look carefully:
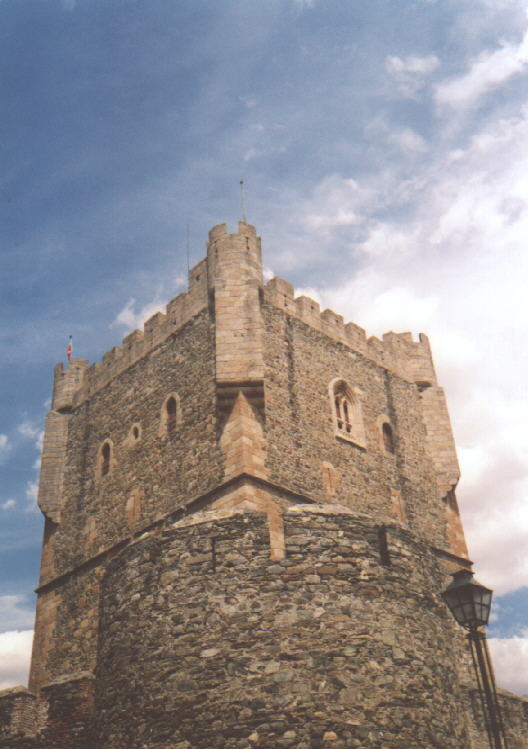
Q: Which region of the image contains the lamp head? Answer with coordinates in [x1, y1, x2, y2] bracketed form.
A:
[442, 569, 493, 631]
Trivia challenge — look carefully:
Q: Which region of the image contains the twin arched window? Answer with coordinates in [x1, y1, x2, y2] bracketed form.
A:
[330, 379, 366, 447]
[330, 379, 395, 453]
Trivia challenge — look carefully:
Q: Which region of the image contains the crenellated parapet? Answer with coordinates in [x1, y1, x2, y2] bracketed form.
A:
[52, 359, 88, 412]
[264, 276, 437, 385]
[46, 223, 267, 409]
[46, 264, 209, 409]
[48, 224, 441, 410]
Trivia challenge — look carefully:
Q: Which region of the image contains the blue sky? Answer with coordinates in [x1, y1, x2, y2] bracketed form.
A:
[1, 0, 528, 694]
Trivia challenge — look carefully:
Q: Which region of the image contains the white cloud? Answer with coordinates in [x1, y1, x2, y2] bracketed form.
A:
[240, 95, 258, 109]
[1, 499, 16, 510]
[112, 297, 166, 333]
[244, 147, 261, 162]
[18, 421, 44, 452]
[388, 128, 427, 153]
[24, 480, 39, 512]
[0, 596, 35, 632]
[386, 54, 440, 97]
[284, 103, 528, 596]
[489, 637, 528, 695]
[294, 286, 322, 305]
[0, 434, 10, 462]
[386, 54, 440, 76]
[299, 175, 374, 232]
[18, 422, 39, 440]
[435, 15, 528, 109]
[0, 630, 33, 691]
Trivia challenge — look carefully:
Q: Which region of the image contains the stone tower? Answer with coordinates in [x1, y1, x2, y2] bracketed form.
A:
[1, 223, 527, 748]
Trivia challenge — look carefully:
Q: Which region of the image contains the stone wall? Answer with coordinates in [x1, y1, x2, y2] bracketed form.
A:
[262, 305, 452, 553]
[463, 686, 528, 748]
[30, 310, 223, 691]
[0, 688, 36, 743]
[0, 677, 94, 749]
[19, 222, 526, 748]
[94, 506, 473, 749]
[36, 674, 94, 749]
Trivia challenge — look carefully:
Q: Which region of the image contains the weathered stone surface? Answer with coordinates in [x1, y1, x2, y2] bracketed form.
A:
[92, 510, 483, 747]
[3, 222, 525, 749]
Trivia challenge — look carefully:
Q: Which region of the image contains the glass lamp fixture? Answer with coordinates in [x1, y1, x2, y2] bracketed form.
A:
[442, 569, 493, 631]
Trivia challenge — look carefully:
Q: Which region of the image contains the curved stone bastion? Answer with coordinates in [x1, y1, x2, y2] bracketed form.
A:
[94, 505, 471, 749]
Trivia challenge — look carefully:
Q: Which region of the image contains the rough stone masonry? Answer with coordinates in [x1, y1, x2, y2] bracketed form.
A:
[1, 222, 527, 748]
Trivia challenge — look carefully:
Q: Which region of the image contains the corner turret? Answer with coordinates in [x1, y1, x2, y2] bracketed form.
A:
[206, 222, 265, 418]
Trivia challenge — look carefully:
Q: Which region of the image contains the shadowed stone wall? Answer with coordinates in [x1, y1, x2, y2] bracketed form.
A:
[94, 507, 472, 749]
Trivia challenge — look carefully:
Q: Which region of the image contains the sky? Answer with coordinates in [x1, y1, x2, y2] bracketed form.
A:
[1, 0, 528, 696]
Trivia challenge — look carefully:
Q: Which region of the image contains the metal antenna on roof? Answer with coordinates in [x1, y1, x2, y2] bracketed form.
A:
[240, 180, 248, 223]
[186, 224, 190, 275]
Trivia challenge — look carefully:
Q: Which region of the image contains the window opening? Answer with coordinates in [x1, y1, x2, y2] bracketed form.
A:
[377, 525, 391, 566]
[342, 400, 351, 433]
[101, 442, 111, 476]
[382, 422, 395, 454]
[330, 378, 366, 447]
[334, 389, 353, 435]
[211, 537, 217, 573]
[166, 397, 177, 435]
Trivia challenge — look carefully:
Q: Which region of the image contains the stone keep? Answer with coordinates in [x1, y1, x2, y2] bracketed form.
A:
[1, 222, 527, 749]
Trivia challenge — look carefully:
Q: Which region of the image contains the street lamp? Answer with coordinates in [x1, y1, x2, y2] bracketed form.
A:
[443, 569, 509, 749]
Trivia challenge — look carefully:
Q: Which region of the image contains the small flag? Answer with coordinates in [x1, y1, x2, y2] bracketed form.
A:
[67, 335, 73, 361]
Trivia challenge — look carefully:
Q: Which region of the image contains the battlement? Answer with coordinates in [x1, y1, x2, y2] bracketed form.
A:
[50, 271, 209, 410]
[50, 223, 436, 410]
[264, 276, 437, 385]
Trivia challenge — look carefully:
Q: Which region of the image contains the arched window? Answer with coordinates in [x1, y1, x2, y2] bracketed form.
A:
[127, 422, 142, 445]
[160, 393, 181, 437]
[166, 397, 177, 435]
[382, 422, 395, 454]
[97, 440, 114, 479]
[329, 379, 366, 447]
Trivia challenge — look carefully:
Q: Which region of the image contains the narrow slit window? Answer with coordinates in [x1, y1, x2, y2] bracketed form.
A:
[101, 442, 111, 476]
[343, 400, 351, 433]
[166, 397, 177, 435]
[211, 537, 217, 573]
[334, 397, 341, 430]
[377, 525, 391, 567]
[382, 422, 395, 454]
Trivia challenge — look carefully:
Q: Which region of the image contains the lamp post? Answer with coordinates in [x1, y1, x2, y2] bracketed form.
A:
[442, 569, 509, 749]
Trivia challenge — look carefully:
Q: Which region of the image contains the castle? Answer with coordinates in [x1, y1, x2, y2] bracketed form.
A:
[1, 222, 527, 748]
